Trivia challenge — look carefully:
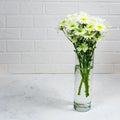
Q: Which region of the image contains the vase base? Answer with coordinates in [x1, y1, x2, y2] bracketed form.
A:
[74, 101, 91, 112]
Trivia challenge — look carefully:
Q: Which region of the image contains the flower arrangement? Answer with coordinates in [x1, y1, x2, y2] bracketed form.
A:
[58, 12, 107, 97]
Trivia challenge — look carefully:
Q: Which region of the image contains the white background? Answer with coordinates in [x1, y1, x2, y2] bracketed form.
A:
[0, 0, 120, 74]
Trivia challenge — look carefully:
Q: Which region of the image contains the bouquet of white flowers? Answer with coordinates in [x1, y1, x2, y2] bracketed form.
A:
[59, 12, 107, 97]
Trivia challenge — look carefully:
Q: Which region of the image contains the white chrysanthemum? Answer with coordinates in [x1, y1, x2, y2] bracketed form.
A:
[89, 17, 97, 23]
[78, 12, 89, 24]
[86, 23, 94, 31]
[67, 22, 78, 30]
[84, 32, 94, 39]
[80, 12, 89, 17]
[77, 43, 88, 52]
[59, 19, 67, 27]
[67, 14, 77, 19]
[67, 14, 78, 22]
[75, 28, 85, 36]
[95, 23, 106, 32]
[79, 16, 89, 24]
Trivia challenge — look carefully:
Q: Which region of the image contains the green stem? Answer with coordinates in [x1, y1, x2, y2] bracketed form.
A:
[76, 52, 84, 96]
[84, 70, 90, 97]
[77, 78, 83, 95]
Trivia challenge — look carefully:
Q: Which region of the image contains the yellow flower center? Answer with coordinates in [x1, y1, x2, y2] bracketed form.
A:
[68, 23, 77, 29]
[60, 20, 66, 26]
[80, 17, 88, 21]
[97, 25, 104, 30]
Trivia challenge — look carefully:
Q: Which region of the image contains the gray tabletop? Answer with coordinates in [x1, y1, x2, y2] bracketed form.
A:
[0, 74, 119, 120]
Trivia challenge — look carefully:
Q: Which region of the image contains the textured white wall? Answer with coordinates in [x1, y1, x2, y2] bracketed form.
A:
[0, 0, 120, 74]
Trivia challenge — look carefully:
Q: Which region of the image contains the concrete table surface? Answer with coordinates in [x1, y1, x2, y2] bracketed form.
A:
[0, 74, 120, 120]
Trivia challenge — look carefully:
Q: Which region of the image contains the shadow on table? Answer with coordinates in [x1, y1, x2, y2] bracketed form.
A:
[0, 79, 73, 111]
[32, 88, 73, 111]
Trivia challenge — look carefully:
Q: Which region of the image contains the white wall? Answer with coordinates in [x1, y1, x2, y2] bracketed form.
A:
[0, 0, 120, 74]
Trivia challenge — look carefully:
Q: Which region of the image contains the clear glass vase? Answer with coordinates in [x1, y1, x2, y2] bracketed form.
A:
[74, 56, 93, 112]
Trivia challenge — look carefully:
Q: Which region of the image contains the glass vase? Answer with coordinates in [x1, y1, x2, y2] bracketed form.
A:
[74, 55, 93, 112]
